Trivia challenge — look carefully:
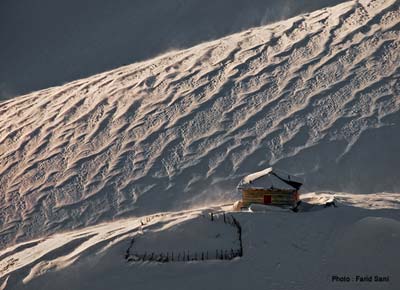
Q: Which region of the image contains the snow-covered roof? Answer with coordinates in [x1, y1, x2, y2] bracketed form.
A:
[242, 167, 273, 184]
[239, 167, 303, 190]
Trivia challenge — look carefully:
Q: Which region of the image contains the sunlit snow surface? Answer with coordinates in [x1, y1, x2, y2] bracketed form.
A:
[0, 0, 400, 288]
[1, 192, 400, 290]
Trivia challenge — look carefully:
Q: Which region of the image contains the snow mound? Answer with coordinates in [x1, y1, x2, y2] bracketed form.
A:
[1, 193, 399, 290]
[1, 0, 400, 249]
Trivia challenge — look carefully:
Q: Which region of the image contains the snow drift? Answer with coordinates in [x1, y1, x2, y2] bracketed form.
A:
[1, 193, 400, 290]
[0, 0, 399, 250]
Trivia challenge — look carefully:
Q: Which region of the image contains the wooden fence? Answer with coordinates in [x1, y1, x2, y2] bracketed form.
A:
[125, 212, 243, 263]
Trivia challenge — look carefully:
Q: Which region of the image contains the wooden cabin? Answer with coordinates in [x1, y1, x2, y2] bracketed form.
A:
[236, 168, 302, 209]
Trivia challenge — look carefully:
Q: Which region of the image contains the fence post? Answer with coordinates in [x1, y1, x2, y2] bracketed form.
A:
[232, 216, 243, 257]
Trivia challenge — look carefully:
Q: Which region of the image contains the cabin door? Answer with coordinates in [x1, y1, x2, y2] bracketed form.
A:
[264, 195, 272, 204]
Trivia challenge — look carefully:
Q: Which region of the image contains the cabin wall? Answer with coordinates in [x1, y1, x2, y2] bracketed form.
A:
[241, 188, 298, 207]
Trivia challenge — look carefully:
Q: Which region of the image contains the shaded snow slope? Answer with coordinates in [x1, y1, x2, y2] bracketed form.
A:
[0, 0, 349, 100]
[0, 0, 400, 248]
[1, 193, 400, 290]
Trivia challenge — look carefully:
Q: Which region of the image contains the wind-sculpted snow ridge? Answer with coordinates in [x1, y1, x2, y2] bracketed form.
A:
[1, 193, 400, 290]
[0, 0, 399, 248]
[0, 204, 231, 288]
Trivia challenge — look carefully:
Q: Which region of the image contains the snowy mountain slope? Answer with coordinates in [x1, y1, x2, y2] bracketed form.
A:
[0, 0, 400, 249]
[1, 0, 350, 100]
[1, 193, 400, 290]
